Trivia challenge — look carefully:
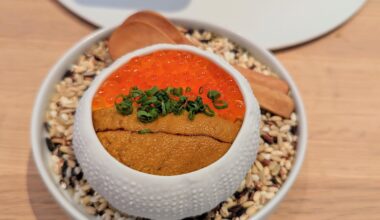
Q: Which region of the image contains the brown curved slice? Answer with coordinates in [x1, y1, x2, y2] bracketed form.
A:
[92, 108, 242, 143]
[234, 65, 289, 94]
[125, 10, 192, 45]
[97, 130, 230, 175]
[251, 83, 294, 118]
[108, 21, 175, 60]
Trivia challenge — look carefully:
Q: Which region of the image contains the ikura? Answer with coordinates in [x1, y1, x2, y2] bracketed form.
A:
[92, 50, 245, 121]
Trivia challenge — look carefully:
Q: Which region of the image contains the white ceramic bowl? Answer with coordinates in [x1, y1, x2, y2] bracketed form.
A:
[31, 19, 307, 220]
[73, 44, 261, 219]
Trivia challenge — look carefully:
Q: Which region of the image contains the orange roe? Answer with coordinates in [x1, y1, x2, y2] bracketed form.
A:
[92, 50, 245, 121]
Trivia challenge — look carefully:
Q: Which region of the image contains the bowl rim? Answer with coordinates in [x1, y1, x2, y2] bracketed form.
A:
[30, 18, 307, 220]
[81, 43, 259, 180]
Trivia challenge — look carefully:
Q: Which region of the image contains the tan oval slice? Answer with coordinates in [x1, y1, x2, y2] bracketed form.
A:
[234, 65, 289, 94]
[125, 10, 192, 45]
[108, 21, 175, 60]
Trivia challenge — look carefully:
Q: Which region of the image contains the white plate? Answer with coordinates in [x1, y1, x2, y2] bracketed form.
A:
[31, 19, 308, 219]
[58, 0, 366, 50]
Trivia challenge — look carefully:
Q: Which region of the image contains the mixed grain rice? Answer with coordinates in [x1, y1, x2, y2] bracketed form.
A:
[44, 28, 298, 220]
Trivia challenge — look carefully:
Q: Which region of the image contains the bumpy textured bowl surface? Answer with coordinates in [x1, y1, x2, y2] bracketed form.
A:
[72, 44, 261, 219]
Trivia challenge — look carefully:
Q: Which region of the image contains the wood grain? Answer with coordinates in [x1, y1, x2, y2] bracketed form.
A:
[0, 0, 379, 219]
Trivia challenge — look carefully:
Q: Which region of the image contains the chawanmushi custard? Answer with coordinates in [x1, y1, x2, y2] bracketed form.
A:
[92, 50, 245, 176]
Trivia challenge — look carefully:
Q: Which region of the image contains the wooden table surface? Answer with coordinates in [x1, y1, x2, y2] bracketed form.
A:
[1, 1, 379, 219]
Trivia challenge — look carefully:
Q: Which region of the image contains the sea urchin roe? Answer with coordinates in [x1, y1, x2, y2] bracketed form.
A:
[92, 50, 245, 121]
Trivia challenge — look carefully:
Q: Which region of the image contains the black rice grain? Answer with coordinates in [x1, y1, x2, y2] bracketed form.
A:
[290, 125, 298, 135]
[87, 188, 95, 196]
[234, 188, 248, 199]
[76, 170, 84, 181]
[261, 133, 274, 144]
[200, 39, 211, 43]
[185, 29, 194, 35]
[61, 160, 68, 178]
[229, 205, 246, 217]
[43, 122, 50, 132]
[61, 70, 74, 79]
[45, 138, 57, 152]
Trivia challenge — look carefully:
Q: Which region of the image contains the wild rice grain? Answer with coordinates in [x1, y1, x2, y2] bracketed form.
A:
[45, 138, 57, 152]
[85, 206, 97, 215]
[229, 205, 246, 217]
[242, 201, 255, 208]
[246, 206, 258, 216]
[220, 206, 230, 218]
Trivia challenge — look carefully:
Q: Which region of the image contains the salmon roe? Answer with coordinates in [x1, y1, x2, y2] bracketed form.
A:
[92, 50, 245, 121]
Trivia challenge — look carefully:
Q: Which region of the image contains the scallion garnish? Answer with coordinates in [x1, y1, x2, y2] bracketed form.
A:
[165, 87, 173, 94]
[138, 129, 152, 134]
[213, 100, 228, 109]
[114, 95, 133, 115]
[137, 108, 159, 123]
[204, 104, 215, 116]
[172, 87, 183, 96]
[207, 90, 221, 101]
[207, 89, 228, 110]
[130, 87, 144, 98]
[145, 86, 158, 97]
[114, 86, 229, 123]
[185, 96, 207, 120]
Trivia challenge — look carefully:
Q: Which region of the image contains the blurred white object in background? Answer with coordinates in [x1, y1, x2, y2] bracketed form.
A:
[58, 0, 366, 50]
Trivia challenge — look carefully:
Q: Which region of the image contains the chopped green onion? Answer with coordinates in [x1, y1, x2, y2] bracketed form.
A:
[213, 99, 228, 109]
[137, 108, 159, 123]
[160, 100, 166, 115]
[114, 95, 133, 115]
[186, 96, 207, 120]
[172, 95, 187, 115]
[145, 86, 159, 97]
[144, 96, 158, 105]
[204, 104, 215, 116]
[114, 85, 230, 122]
[172, 87, 183, 96]
[178, 95, 187, 103]
[136, 94, 148, 104]
[188, 110, 196, 120]
[165, 87, 173, 94]
[130, 87, 144, 98]
[155, 90, 170, 102]
[207, 90, 221, 101]
[164, 100, 174, 114]
[138, 129, 152, 134]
